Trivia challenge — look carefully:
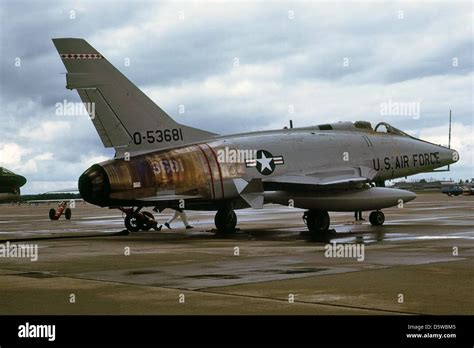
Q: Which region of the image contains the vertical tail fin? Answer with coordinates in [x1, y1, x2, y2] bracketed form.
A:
[52, 38, 217, 157]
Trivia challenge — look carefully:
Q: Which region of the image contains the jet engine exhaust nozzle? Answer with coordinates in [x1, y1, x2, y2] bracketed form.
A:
[78, 164, 110, 206]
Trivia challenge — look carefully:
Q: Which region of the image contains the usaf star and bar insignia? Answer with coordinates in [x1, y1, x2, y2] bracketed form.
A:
[245, 150, 284, 175]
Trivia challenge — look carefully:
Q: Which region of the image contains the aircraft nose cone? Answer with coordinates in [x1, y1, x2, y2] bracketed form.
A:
[451, 149, 460, 163]
[78, 164, 110, 206]
[438, 147, 459, 166]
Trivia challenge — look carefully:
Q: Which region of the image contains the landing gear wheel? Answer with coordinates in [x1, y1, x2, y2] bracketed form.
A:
[65, 208, 72, 220]
[303, 210, 330, 234]
[215, 209, 237, 234]
[125, 212, 143, 232]
[49, 208, 55, 220]
[140, 211, 156, 231]
[369, 211, 385, 226]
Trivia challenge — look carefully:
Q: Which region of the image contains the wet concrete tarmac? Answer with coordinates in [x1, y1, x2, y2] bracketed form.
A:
[0, 193, 472, 314]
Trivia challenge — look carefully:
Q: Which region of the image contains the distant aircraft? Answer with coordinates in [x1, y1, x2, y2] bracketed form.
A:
[0, 167, 26, 202]
[53, 38, 459, 235]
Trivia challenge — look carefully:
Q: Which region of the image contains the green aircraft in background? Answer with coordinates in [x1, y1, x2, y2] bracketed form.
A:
[0, 167, 27, 202]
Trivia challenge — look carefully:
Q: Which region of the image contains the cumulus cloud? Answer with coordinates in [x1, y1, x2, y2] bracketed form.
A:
[0, 143, 32, 168]
[22, 152, 54, 174]
[0, 0, 472, 193]
[18, 121, 71, 141]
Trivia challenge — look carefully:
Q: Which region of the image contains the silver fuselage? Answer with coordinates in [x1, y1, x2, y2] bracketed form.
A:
[79, 125, 458, 212]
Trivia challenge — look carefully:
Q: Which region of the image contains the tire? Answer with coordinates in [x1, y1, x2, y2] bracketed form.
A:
[140, 211, 156, 231]
[125, 213, 143, 232]
[305, 210, 330, 233]
[49, 208, 56, 220]
[214, 209, 237, 234]
[65, 208, 72, 220]
[302, 210, 312, 226]
[369, 213, 375, 225]
[303, 210, 315, 228]
[369, 211, 385, 226]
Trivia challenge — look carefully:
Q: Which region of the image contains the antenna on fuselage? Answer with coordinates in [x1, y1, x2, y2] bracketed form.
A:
[433, 110, 452, 172]
[448, 110, 452, 149]
[447, 110, 452, 171]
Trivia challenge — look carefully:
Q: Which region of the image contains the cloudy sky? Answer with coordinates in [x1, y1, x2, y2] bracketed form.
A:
[0, 0, 472, 194]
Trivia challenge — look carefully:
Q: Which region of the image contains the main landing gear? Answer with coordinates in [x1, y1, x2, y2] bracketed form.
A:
[303, 210, 330, 236]
[121, 208, 158, 232]
[214, 203, 237, 234]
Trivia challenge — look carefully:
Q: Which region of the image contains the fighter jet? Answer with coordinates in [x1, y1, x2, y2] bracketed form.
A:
[0, 167, 27, 202]
[52, 38, 459, 235]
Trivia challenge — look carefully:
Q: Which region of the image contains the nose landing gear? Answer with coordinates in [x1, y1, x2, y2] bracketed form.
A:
[369, 211, 385, 226]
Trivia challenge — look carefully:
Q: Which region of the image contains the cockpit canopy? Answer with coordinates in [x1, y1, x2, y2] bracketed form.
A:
[314, 121, 411, 137]
[0, 167, 15, 176]
[373, 122, 410, 136]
